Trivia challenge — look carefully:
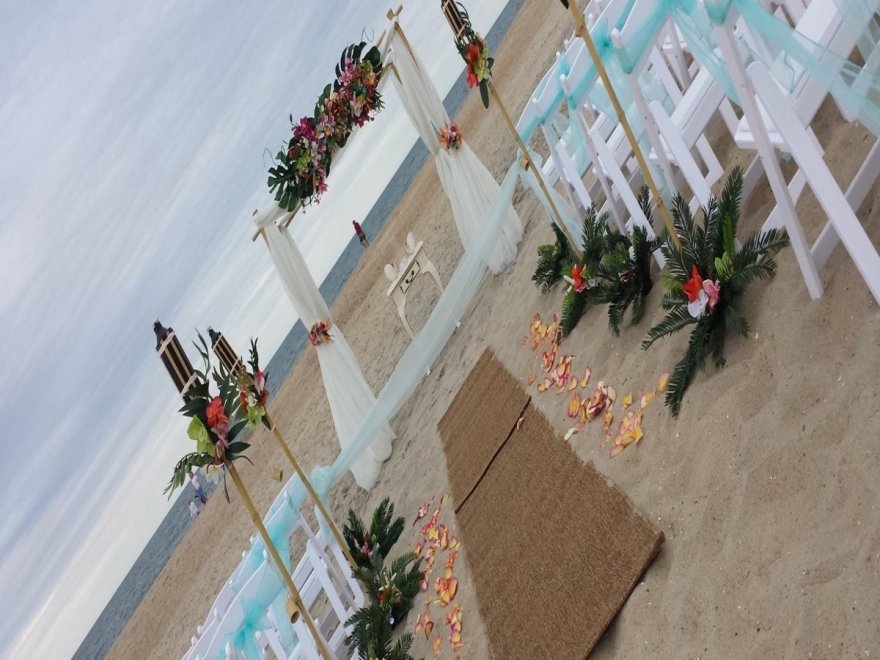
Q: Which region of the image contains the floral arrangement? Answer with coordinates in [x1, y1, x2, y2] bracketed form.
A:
[343, 499, 424, 659]
[642, 167, 789, 416]
[164, 334, 252, 498]
[268, 42, 384, 210]
[308, 320, 332, 347]
[438, 123, 463, 151]
[238, 339, 270, 429]
[448, 2, 494, 108]
[558, 205, 622, 336]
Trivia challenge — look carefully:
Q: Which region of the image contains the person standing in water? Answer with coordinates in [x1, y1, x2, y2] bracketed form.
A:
[353, 220, 369, 247]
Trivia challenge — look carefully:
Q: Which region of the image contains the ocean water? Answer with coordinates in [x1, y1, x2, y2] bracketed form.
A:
[73, 1, 525, 657]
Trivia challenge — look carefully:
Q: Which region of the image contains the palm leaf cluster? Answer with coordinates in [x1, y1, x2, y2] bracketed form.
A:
[559, 205, 619, 335]
[590, 188, 662, 334]
[642, 167, 789, 416]
[532, 221, 575, 293]
[343, 499, 424, 658]
[559, 197, 660, 337]
[343, 498, 405, 569]
[354, 552, 424, 625]
[344, 602, 415, 660]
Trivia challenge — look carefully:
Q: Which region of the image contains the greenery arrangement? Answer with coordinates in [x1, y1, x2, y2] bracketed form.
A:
[343, 499, 423, 659]
[642, 167, 789, 416]
[532, 221, 575, 293]
[268, 42, 384, 210]
[591, 188, 662, 335]
[345, 602, 415, 660]
[534, 189, 661, 337]
[343, 498, 405, 568]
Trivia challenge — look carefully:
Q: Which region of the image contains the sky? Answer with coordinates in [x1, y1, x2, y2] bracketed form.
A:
[0, 0, 507, 657]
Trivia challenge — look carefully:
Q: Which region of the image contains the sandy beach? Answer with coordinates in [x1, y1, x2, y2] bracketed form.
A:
[109, 1, 880, 658]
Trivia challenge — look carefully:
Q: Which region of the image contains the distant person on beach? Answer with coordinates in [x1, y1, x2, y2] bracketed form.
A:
[189, 498, 200, 519]
[188, 470, 206, 504]
[353, 220, 369, 248]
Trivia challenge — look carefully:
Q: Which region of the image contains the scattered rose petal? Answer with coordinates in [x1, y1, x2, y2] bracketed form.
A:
[433, 635, 442, 656]
[607, 386, 617, 404]
[515, 416, 525, 431]
[623, 392, 633, 408]
[413, 499, 433, 526]
[568, 378, 578, 391]
[424, 619, 435, 640]
[640, 391, 655, 408]
[610, 443, 625, 458]
[603, 407, 614, 431]
[527, 374, 536, 386]
[658, 372, 670, 393]
[567, 393, 581, 417]
[563, 427, 579, 442]
[581, 367, 592, 388]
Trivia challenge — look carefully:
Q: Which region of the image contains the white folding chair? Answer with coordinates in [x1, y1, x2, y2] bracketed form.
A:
[710, 0, 880, 303]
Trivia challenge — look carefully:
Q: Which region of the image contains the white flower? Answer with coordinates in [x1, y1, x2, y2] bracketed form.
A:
[203, 463, 224, 484]
[687, 289, 709, 318]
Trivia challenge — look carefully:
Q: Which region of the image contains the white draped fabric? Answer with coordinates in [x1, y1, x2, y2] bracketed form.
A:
[255, 211, 393, 489]
[387, 23, 522, 274]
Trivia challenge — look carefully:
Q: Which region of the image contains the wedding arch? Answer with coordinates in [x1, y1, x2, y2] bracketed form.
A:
[252, 9, 524, 491]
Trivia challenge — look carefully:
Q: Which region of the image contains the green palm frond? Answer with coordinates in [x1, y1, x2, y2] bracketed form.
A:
[533, 222, 574, 292]
[671, 194, 704, 269]
[561, 288, 591, 336]
[663, 318, 712, 416]
[642, 305, 696, 348]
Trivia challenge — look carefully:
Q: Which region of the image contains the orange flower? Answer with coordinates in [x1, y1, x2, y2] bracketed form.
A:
[682, 265, 704, 303]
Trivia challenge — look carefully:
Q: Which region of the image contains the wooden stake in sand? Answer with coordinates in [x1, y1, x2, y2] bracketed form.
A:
[225, 461, 332, 660]
[439, 0, 585, 262]
[563, 1, 680, 248]
[208, 326, 359, 573]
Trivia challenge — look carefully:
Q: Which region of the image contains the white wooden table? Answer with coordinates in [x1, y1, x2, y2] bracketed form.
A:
[385, 241, 444, 339]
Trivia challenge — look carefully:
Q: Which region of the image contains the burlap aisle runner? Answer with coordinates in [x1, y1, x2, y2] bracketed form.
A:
[437, 348, 531, 510]
[438, 348, 664, 659]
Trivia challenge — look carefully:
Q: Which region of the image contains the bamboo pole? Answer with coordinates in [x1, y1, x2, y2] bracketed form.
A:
[486, 80, 584, 262]
[226, 461, 332, 660]
[566, 1, 681, 249]
[263, 410, 358, 572]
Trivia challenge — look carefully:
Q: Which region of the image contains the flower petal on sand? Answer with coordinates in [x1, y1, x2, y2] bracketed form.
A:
[581, 367, 592, 389]
[527, 374, 536, 386]
[563, 427, 579, 442]
[640, 391, 655, 408]
[623, 392, 633, 408]
[658, 372, 670, 393]
[433, 635, 442, 655]
[567, 393, 581, 417]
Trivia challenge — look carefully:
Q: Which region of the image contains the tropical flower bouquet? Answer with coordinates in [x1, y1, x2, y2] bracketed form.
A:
[438, 123, 463, 151]
[642, 167, 789, 416]
[448, 3, 494, 108]
[268, 42, 384, 210]
[164, 334, 254, 498]
[308, 320, 332, 347]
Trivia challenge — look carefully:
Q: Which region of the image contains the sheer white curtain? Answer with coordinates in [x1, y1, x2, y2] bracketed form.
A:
[388, 23, 522, 274]
[254, 210, 393, 489]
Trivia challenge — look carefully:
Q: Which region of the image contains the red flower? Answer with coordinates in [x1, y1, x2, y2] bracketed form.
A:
[682, 265, 704, 303]
[206, 396, 227, 429]
[239, 391, 249, 410]
[466, 68, 478, 88]
[466, 42, 481, 65]
[570, 264, 589, 293]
